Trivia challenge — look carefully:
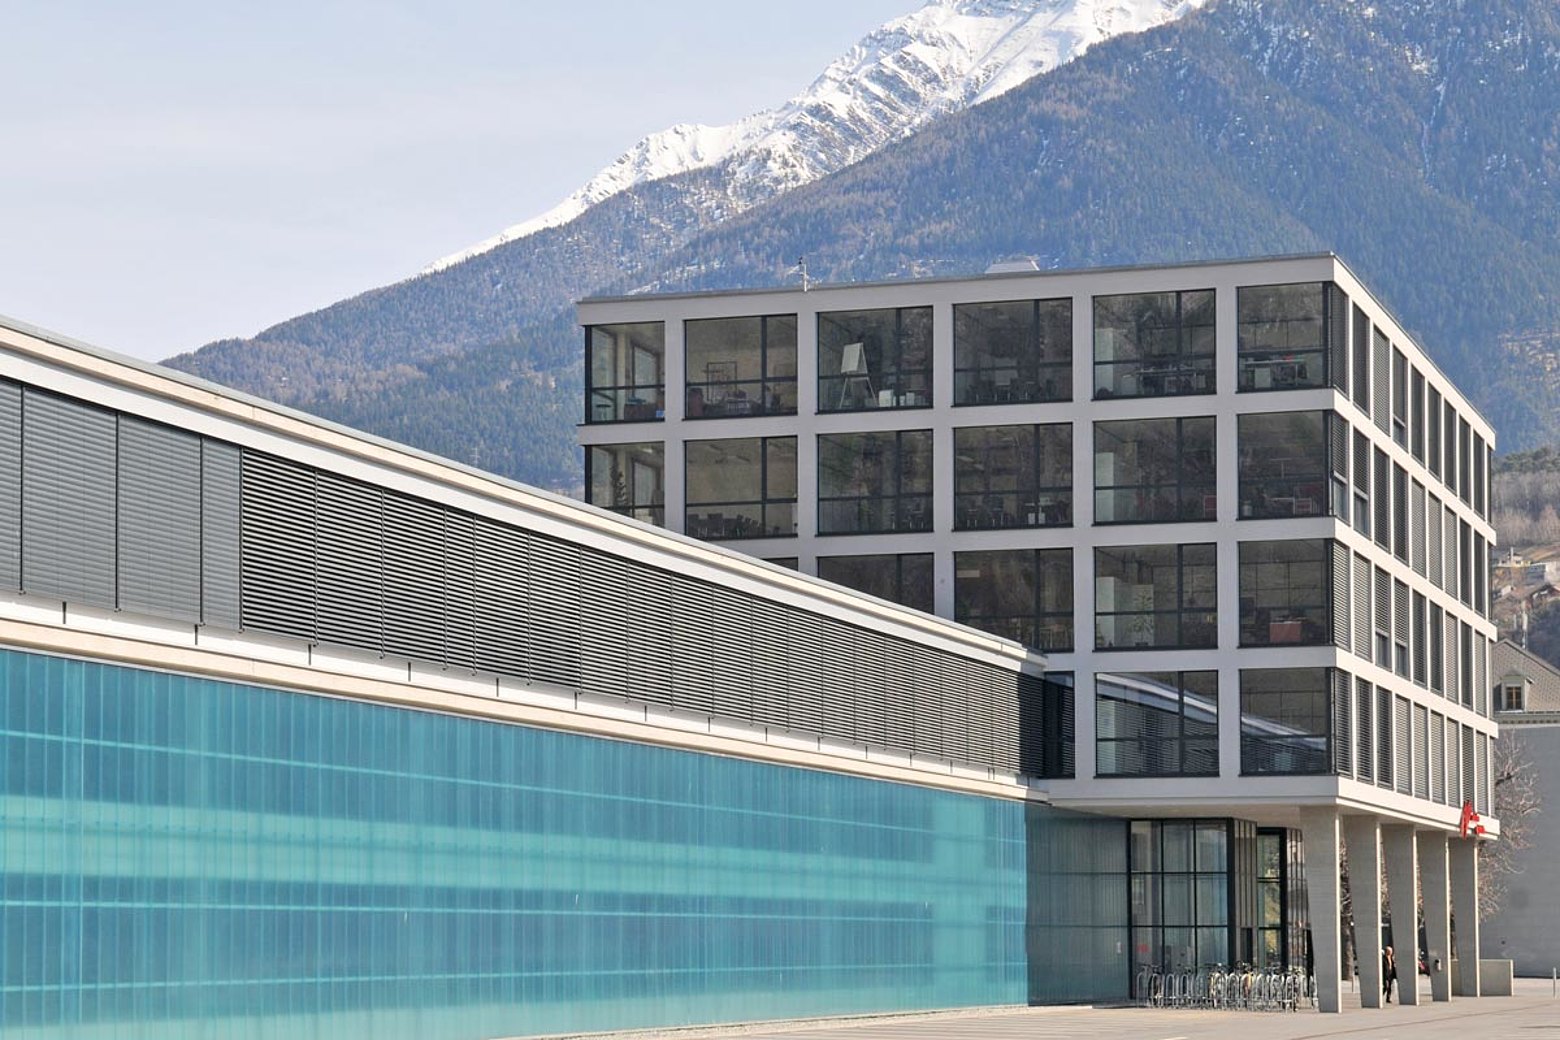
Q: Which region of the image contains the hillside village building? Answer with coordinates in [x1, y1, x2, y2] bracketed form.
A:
[579, 254, 1502, 1013]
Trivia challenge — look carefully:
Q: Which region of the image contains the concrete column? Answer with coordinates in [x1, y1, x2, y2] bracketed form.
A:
[1382, 824, 1421, 1006]
[1450, 836, 1481, 996]
[1342, 816, 1383, 1008]
[1418, 830, 1452, 1002]
[1301, 808, 1344, 1013]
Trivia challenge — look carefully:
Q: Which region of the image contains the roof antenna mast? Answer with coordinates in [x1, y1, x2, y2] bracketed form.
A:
[796, 256, 810, 293]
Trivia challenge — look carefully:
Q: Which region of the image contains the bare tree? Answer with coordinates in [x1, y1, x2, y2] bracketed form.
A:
[1481, 734, 1543, 918]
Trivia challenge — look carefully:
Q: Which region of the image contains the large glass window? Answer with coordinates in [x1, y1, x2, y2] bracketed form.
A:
[954, 548, 1074, 652]
[1238, 411, 1343, 519]
[586, 322, 665, 423]
[1094, 290, 1215, 399]
[818, 307, 932, 412]
[1096, 671, 1218, 777]
[1240, 668, 1332, 775]
[953, 298, 1072, 405]
[1129, 819, 1233, 983]
[954, 423, 1072, 529]
[1095, 544, 1216, 650]
[1236, 283, 1340, 391]
[684, 436, 796, 540]
[1239, 540, 1330, 646]
[1095, 417, 1215, 523]
[585, 442, 665, 525]
[817, 553, 933, 613]
[685, 314, 797, 418]
[817, 430, 932, 535]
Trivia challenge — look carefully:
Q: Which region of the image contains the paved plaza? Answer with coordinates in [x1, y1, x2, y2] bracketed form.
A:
[605, 979, 1559, 1040]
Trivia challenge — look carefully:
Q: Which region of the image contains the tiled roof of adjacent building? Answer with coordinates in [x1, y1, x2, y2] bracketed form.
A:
[1493, 639, 1560, 716]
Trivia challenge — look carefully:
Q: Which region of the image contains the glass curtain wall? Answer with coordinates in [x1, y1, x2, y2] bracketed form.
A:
[1094, 290, 1215, 399]
[954, 424, 1072, 529]
[1095, 545, 1216, 650]
[587, 322, 665, 423]
[817, 431, 933, 535]
[684, 437, 797, 540]
[818, 308, 933, 412]
[1129, 820, 1232, 984]
[1236, 283, 1344, 391]
[953, 549, 1074, 652]
[1238, 540, 1331, 646]
[1095, 672, 1218, 777]
[1237, 411, 1343, 519]
[1094, 418, 1215, 523]
[586, 443, 665, 525]
[685, 315, 798, 418]
[1240, 668, 1332, 775]
[816, 554, 934, 613]
[953, 298, 1072, 405]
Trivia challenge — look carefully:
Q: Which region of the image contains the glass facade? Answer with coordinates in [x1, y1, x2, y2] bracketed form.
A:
[953, 423, 1072, 529]
[1094, 417, 1215, 524]
[685, 436, 796, 540]
[1236, 283, 1339, 391]
[587, 322, 665, 423]
[1095, 672, 1219, 777]
[1093, 290, 1215, 399]
[586, 442, 666, 525]
[954, 549, 1074, 653]
[1238, 411, 1342, 520]
[1095, 545, 1217, 651]
[0, 647, 1044, 1039]
[817, 430, 932, 535]
[1129, 820, 1235, 982]
[818, 308, 932, 412]
[1240, 668, 1333, 775]
[1238, 540, 1331, 647]
[816, 553, 934, 613]
[952, 299, 1071, 405]
[685, 315, 797, 419]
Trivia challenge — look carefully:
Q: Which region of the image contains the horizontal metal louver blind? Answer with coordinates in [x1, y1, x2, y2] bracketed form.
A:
[1353, 555, 1371, 662]
[1376, 686, 1394, 788]
[1413, 704, 1429, 799]
[200, 440, 240, 628]
[527, 533, 580, 690]
[1329, 414, 1349, 479]
[442, 509, 477, 671]
[239, 451, 316, 642]
[1460, 726, 1475, 807]
[786, 610, 826, 735]
[882, 640, 915, 753]
[710, 585, 753, 722]
[1478, 735, 1491, 815]
[1430, 713, 1446, 804]
[579, 550, 629, 698]
[472, 518, 527, 678]
[750, 598, 790, 729]
[671, 574, 716, 716]
[849, 628, 889, 747]
[1447, 722, 1463, 806]
[1053, 679, 1077, 777]
[1393, 580, 1409, 644]
[1373, 331, 1391, 431]
[22, 390, 116, 608]
[1332, 669, 1352, 778]
[1355, 678, 1374, 784]
[1446, 511, 1460, 599]
[1352, 432, 1370, 493]
[1411, 482, 1426, 576]
[1394, 695, 1411, 794]
[815, 620, 856, 744]
[314, 472, 383, 654]
[632, 564, 675, 707]
[937, 651, 969, 764]
[966, 662, 1000, 769]
[990, 670, 1020, 775]
[1427, 497, 1443, 588]
[0, 382, 20, 592]
[382, 493, 449, 666]
[1332, 542, 1350, 651]
[117, 417, 201, 622]
[910, 644, 945, 759]
[1444, 613, 1459, 704]
[1327, 284, 1350, 394]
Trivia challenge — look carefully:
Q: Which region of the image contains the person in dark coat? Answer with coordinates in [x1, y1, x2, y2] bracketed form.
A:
[1383, 945, 1396, 1003]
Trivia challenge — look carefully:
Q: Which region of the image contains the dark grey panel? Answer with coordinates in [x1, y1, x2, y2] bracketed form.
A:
[786, 611, 826, 735]
[528, 533, 580, 690]
[118, 417, 201, 622]
[383, 492, 448, 665]
[240, 451, 317, 642]
[472, 517, 527, 678]
[21, 390, 116, 608]
[630, 564, 674, 707]
[443, 510, 477, 671]
[750, 598, 790, 728]
[200, 440, 241, 628]
[579, 550, 628, 698]
[670, 575, 715, 715]
[315, 472, 383, 653]
[0, 382, 20, 592]
[851, 628, 890, 748]
[709, 585, 753, 723]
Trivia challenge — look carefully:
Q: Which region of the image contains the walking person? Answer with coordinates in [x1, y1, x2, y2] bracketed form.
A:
[1382, 945, 1396, 1004]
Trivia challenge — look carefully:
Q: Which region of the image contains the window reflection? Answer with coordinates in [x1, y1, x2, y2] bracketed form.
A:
[817, 553, 933, 613]
[685, 315, 798, 418]
[685, 437, 796, 540]
[1238, 540, 1331, 646]
[585, 442, 665, 526]
[1094, 290, 1215, 399]
[1237, 411, 1346, 519]
[953, 298, 1071, 405]
[818, 308, 933, 412]
[954, 424, 1072, 529]
[1096, 671, 1218, 777]
[1095, 544, 1216, 650]
[954, 549, 1073, 652]
[1240, 668, 1332, 775]
[817, 431, 932, 535]
[1236, 283, 1341, 391]
[1095, 418, 1215, 524]
[586, 323, 665, 423]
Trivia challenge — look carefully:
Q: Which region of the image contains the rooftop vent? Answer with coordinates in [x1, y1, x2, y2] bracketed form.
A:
[985, 256, 1040, 274]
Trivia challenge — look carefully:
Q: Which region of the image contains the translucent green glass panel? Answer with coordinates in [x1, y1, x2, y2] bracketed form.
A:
[0, 648, 1032, 1039]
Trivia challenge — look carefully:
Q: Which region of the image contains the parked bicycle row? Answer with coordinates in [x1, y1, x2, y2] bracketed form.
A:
[1134, 963, 1319, 1011]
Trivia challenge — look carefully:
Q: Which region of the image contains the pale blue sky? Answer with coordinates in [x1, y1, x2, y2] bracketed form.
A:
[0, 1, 911, 360]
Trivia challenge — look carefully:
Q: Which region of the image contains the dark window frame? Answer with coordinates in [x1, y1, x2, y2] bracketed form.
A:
[817, 307, 933, 414]
[683, 435, 797, 541]
[1095, 416, 1216, 525]
[1093, 289, 1217, 400]
[816, 429, 933, 536]
[952, 297, 1073, 406]
[684, 314, 798, 420]
[1094, 543, 1217, 651]
[1235, 282, 1341, 393]
[584, 441, 666, 526]
[953, 422, 1073, 530]
[584, 322, 667, 425]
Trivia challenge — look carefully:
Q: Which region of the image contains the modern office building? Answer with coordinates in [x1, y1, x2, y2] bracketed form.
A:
[1484, 639, 1560, 976]
[579, 253, 1502, 1011]
[0, 312, 1116, 1039]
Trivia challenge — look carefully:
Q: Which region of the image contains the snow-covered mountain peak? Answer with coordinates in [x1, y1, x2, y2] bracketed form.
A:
[424, 0, 1210, 274]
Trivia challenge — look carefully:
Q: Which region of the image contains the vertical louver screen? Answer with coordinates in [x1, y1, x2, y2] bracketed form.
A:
[1353, 555, 1371, 660]
[1430, 713, 1446, 804]
[1327, 284, 1349, 395]
[1376, 687, 1394, 788]
[1373, 331, 1391, 432]
[22, 390, 117, 608]
[1412, 704, 1429, 799]
[1411, 482, 1426, 576]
